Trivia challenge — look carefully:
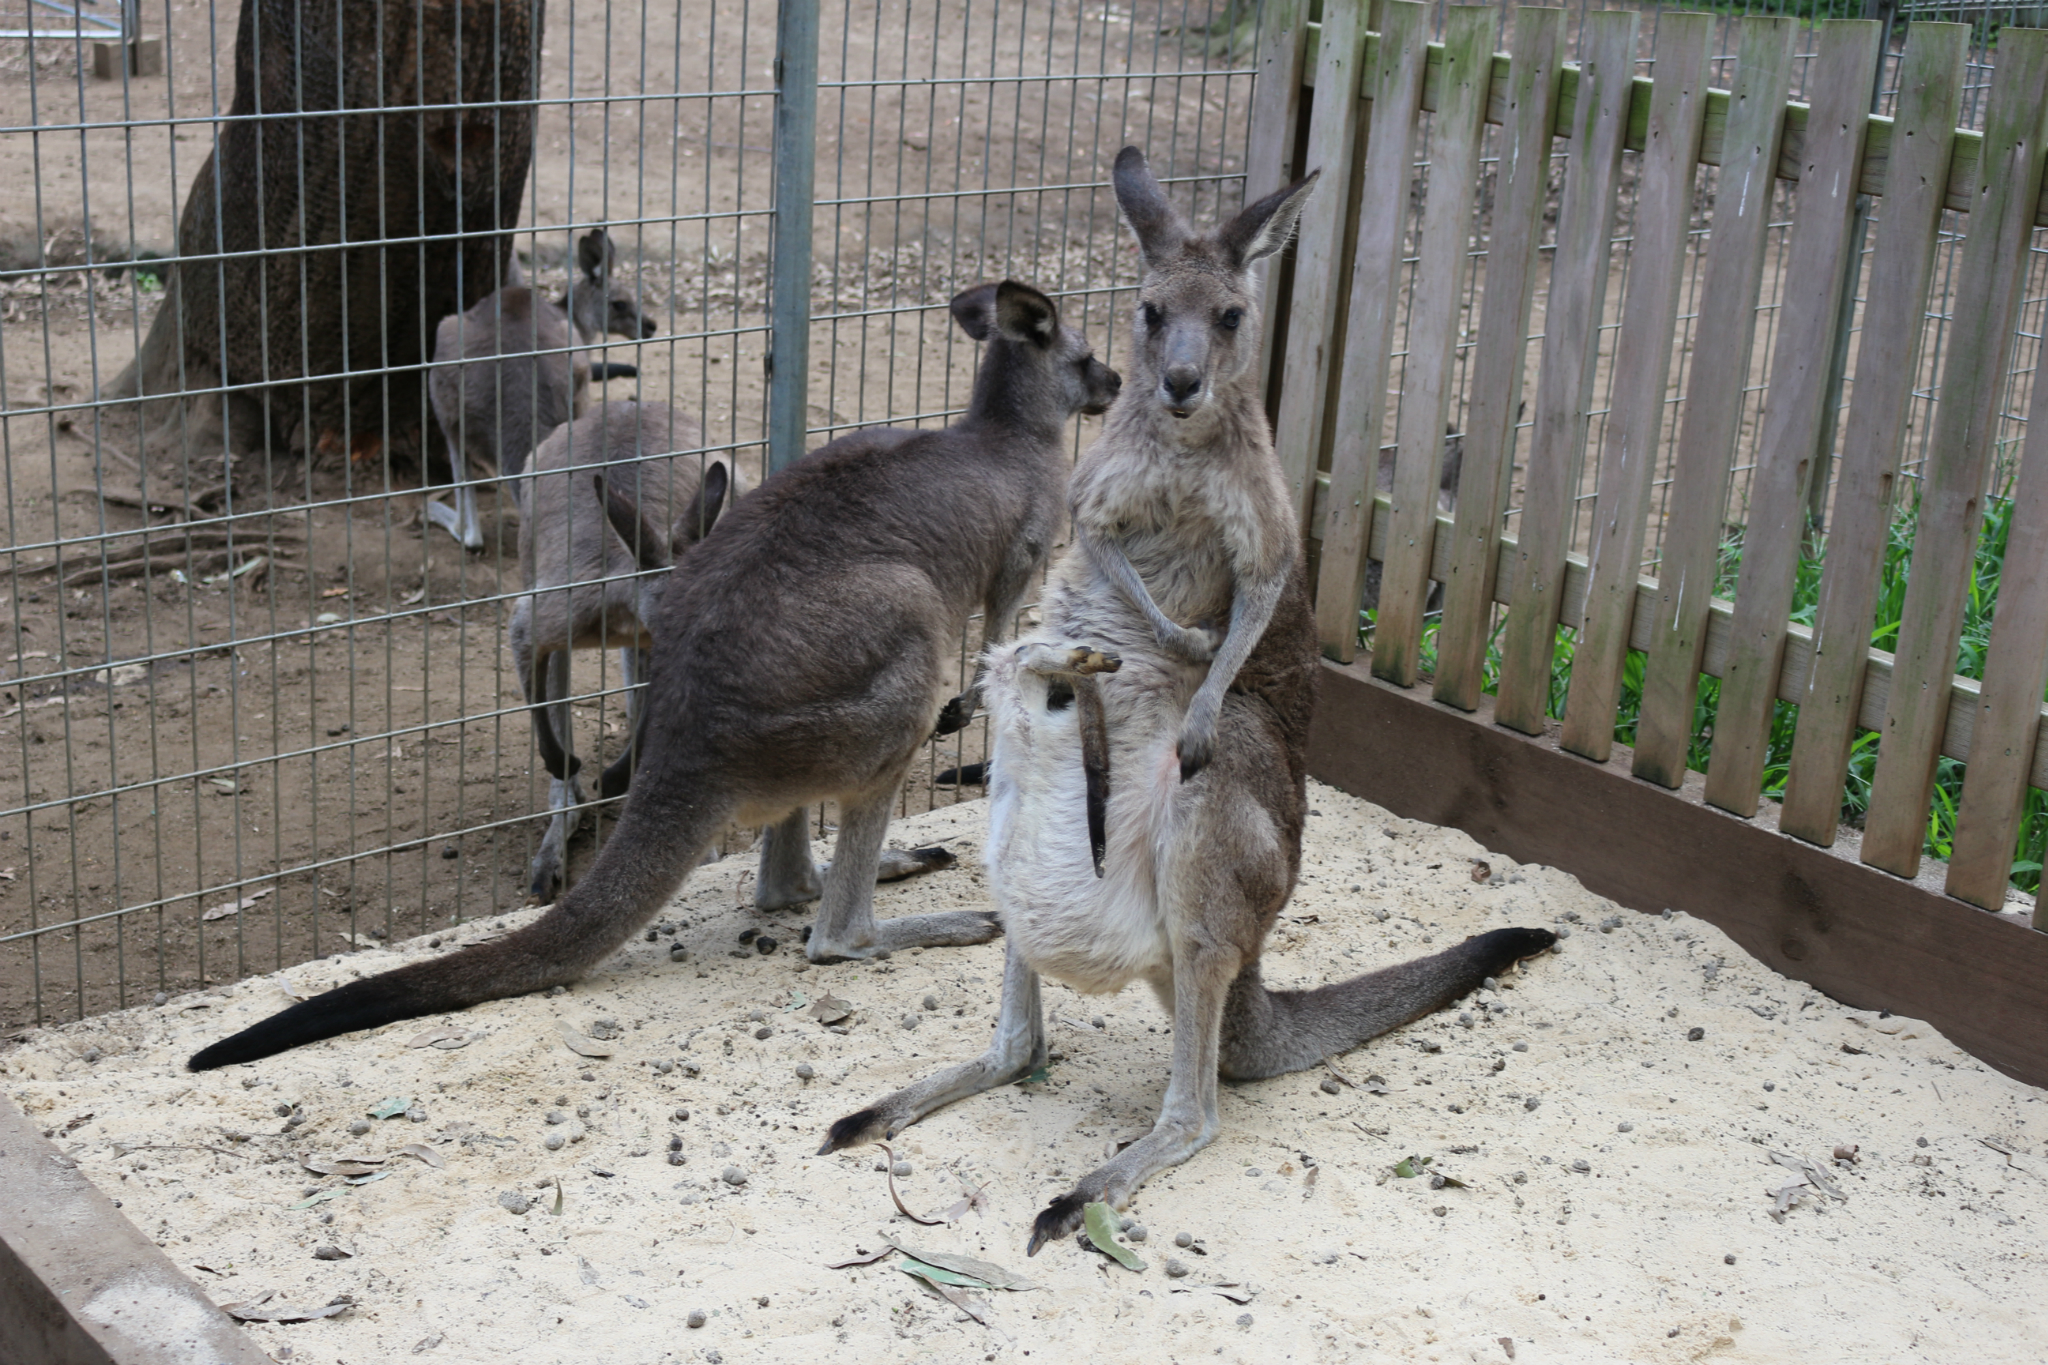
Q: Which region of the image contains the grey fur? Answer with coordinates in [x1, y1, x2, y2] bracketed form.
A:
[821, 149, 1554, 1253]
[505, 400, 727, 903]
[185, 280, 1119, 1073]
[426, 229, 656, 549]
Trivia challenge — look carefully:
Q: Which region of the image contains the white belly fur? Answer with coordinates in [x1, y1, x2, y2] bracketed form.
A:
[984, 648, 1180, 995]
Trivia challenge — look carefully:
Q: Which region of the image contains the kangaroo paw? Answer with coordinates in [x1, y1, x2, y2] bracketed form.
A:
[933, 693, 976, 735]
[874, 845, 956, 882]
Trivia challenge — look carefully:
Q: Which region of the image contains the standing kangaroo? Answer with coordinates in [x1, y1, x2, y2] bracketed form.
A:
[823, 149, 1554, 1251]
[506, 401, 730, 903]
[189, 281, 1120, 1071]
[426, 229, 656, 550]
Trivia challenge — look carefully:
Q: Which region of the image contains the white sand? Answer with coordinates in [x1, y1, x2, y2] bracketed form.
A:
[6, 780, 2046, 1364]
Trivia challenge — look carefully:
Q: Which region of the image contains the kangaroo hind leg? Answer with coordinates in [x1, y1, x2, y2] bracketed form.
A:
[598, 646, 651, 800]
[803, 780, 999, 962]
[528, 648, 588, 903]
[820, 934, 1044, 1152]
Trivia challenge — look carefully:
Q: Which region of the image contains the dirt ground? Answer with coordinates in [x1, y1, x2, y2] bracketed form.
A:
[0, 0, 1252, 1029]
[5, 780, 2044, 1364]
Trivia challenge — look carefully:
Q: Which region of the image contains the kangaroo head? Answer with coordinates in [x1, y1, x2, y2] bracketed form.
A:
[568, 228, 658, 342]
[596, 460, 731, 580]
[949, 281, 1121, 429]
[1112, 146, 1318, 423]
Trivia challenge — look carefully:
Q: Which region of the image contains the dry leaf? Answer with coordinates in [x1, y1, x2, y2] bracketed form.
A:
[885, 1237, 1035, 1291]
[396, 1143, 445, 1169]
[906, 1271, 993, 1325]
[219, 1290, 351, 1323]
[824, 1247, 892, 1269]
[408, 1026, 468, 1049]
[556, 1021, 613, 1058]
[1471, 860, 1492, 883]
[202, 887, 274, 921]
[809, 993, 855, 1025]
[877, 1142, 942, 1226]
[299, 1154, 383, 1177]
[1082, 1201, 1145, 1271]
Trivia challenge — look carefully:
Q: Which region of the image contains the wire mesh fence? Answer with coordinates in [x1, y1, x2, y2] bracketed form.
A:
[2, 0, 2041, 1032]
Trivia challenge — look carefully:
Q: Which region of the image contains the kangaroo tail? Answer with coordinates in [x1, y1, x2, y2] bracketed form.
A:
[1218, 926, 1555, 1081]
[187, 786, 728, 1071]
[589, 362, 639, 383]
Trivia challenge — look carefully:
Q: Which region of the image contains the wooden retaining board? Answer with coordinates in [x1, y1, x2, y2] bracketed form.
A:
[1307, 657, 2048, 1092]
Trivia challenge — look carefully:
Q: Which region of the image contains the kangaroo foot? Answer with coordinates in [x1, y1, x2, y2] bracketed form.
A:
[874, 845, 956, 882]
[1026, 1120, 1209, 1255]
[933, 691, 977, 735]
[804, 909, 1001, 964]
[527, 775, 588, 902]
[424, 498, 484, 551]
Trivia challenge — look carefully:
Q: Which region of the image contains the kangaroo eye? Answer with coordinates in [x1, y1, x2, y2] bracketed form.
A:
[1218, 307, 1243, 332]
[1141, 302, 1164, 331]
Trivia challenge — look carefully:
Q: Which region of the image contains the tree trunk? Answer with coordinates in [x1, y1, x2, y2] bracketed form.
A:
[110, 0, 540, 472]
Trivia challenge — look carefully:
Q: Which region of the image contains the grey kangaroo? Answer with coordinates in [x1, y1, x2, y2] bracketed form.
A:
[506, 401, 729, 903]
[189, 280, 1120, 1071]
[426, 229, 656, 550]
[823, 148, 1554, 1252]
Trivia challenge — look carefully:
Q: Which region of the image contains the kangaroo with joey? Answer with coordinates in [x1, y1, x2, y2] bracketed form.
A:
[823, 148, 1556, 1252]
[189, 280, 1120, 1071]
[507, 401, 731, 903]
[426, 228, 656, 550]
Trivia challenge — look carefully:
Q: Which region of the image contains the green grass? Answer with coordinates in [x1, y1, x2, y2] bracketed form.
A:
[1373, 488, 2047, 895]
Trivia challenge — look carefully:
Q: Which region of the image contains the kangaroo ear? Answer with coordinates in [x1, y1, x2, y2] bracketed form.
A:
[1113, 146, 1185, 263]
[992, 280, 1058, 348]
[949, 283, 999, 341]
[671, 460, 729, 553]
[1217, 170, 1319, 269]
[577, 229, 614, 279]
[596, 472, 670, 572]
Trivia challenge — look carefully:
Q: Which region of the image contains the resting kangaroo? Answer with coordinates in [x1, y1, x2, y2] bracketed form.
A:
[823, 148, 1555, 1251]
[506, 401, 729, 903]
[426, 229, 655, 549]
[189, 280, 1120, 1071]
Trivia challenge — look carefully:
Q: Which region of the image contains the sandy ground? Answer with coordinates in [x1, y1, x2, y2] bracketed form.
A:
[5, 779, 2046, 1365]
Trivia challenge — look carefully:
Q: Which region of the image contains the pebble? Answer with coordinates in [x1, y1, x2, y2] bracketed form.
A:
[1482, 977, 1498, 991]
[1244, 1167, 1262, 1178]
[1491, 1058, 1507, 1072]
[1618, 1122, 1634, 1133]
[498, 1191, 532, 1215]
[668, 1152, 686, 1167]
[1512, 1042, 1529, 1052]
[892, 1161, 913, 1178]
[1431, 1206, 1447, 1217]
[545, 1110, 567, 1125]
[1419, 1039, 1441, 1053]
[312, 1245, 350, 1260]
[901, 1015, 920, 1031]
[754, 935, 778, 955]
[795, 1062, 815, 1080]
[549, 985, 567, 997]
[669, 1135, 684, 1152]
[1127, 1225, 1148, 1243]
[153, 992, 168, 1007]
[739, 929, 759, 944]
[669, 944, 689, 962]
[1236, 1314, 1254, 1328]
[1724, 1254, 1737, 1265]
[274, 1103, 293, 1118]
[721, 1166, 748, 1186]
[1525, 1096, 1541, 1112]
[1687, 1026, 1706, 1042]
[1555, 926, 1572, 939]
[1571, 1159, 1591, 1173]
[1174, 1232, 1194, 1248]
[544, 1132, 566, 1151]
[1458, 1013, 1473, 1028]
[442, 843, 460, 860]
[655, 1058, 675, 1075]
[348, 1119, 371, 1136]
[687, 1310, 708, 1329]
[922, 994, 940, 1011]
[673, 1108, 691, 1122]
[1165, 1259, 1191, 1278]
[754, 1026, 773, 1040]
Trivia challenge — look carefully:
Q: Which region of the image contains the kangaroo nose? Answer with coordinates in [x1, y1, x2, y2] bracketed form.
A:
[1163, 366, 1202, 408]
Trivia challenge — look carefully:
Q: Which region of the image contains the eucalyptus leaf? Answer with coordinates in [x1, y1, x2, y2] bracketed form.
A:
[886, 1238, 1035, 1291]
[1082, 1201, 1146, 1271]
[287, 1188, 348, 1210]
[366, 1095, 411, 1120]
[898, 1258, 995, 1290]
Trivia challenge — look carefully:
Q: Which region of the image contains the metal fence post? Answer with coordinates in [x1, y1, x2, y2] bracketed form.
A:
[768, 0, 821, 475]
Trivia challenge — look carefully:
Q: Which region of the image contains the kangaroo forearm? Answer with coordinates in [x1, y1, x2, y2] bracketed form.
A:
[1085, 531, 1186, 647]
[1189, 569, 1285, 717]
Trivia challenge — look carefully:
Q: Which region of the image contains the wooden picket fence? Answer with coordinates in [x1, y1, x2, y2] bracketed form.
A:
[1247, 2, 2048, 923]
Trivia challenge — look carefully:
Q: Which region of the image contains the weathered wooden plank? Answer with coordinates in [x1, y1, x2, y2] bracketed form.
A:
[1946, 356, 2048, 912]
[1557, 12, 1713, 762]
[1779, 25, 1970, 847]
[1370, 4, 1499, 687]
[1273, 0, 1372, 544]
[1314, 0, 1431, 662]
[1689, 21, 1888, 808]
[1249, 0, 1313, 410]
[1630, 16, 1802, 788]
[1860, 28, 2048, 878]
[1432, 6, 1564, 713]
[1491, 9, 1638, 734]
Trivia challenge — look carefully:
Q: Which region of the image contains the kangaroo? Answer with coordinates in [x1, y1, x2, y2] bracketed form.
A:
[822, 148, 1555, 1252]
[188, 280, 1120, 1072]
[506, 401, 730, 903]
[426, 229, 656, 550]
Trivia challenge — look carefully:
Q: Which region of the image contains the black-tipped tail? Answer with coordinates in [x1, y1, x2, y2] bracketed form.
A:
[934, 762, 987, 787]
[818, 1106, 886, 1155]
[1028, 1192, 1087, 1255]
[189, 968, 453, 1071]
[589, 362, 639, 382]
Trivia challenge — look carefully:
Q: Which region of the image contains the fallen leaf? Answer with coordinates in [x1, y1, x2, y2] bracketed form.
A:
[287, 1188, 349, 1211]
[550, 1177, 564, 1216]
[1082, 1201, 1145, 1271]
[1471, 860, 1492, 883]
[408, 1026, 467, 1049]
[270, 974, 306, 1001]
[1170, 1281, 1255, 1305]
[396, 1143, 444, 1169]
[886, 1238, 1035, 1291]
[346, 1169, 394, 1187]
[299, 1154, 383, 1177]
[556, 1021, 614, 1058]
[879, 1142, 942, 1226]
[943, 1179, 992, 1224]
[202, 887, 273, 921]
[366, 1095, 412, 1120]
[897, 1257, 995, 1290]
[320, 587, 349, 598]
[808, 993, 855, 1025]
[1498, 1337, 1517, 1361]
[1303, 1166, 1320, 1197]
[219, 1291, 351, 1323]
[905, 1270, 993, 1325]
[825, 1247, 892, 1269]
[1362, 1073, 1390, 1095]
